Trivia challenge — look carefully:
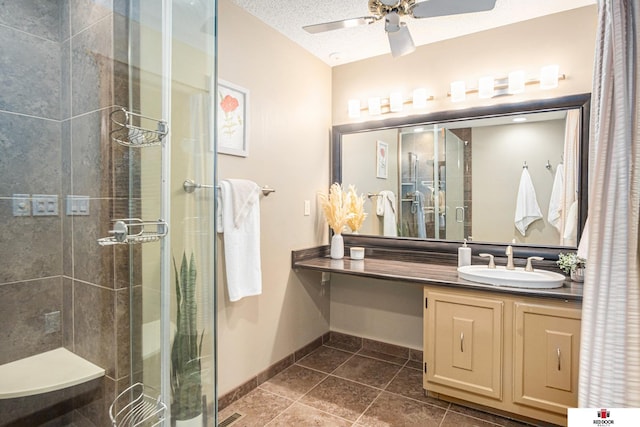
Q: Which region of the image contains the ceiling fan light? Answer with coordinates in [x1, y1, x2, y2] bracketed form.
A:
[478, 76, 495, 99]
[388, 25, 415, 57]
[385, 11, 401, 33]
[390, 92, 403, 112]
[450, 81, 466, 102]
[540, 64, 560, 89]
[348, 99, 361, 118]
[508, 70, 526, 94]
[412, 88, 428, 109]
[368, 97, 382, 115]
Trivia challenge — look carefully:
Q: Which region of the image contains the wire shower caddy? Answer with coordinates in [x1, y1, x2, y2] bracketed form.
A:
[109, 382, 167, 427]
[98, 218, 168, 246]
[110, 107, 168, 147]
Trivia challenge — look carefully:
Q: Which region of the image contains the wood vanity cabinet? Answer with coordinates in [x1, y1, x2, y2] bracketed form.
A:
[423, 286, 581, 426]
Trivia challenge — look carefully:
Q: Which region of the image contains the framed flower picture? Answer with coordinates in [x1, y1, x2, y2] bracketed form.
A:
[217, 79, 249, 157]
[376, 140, 388, 179]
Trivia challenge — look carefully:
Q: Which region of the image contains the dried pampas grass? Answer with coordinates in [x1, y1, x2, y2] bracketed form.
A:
[318, 183, 353, 234]
[346, 185, 367, 232]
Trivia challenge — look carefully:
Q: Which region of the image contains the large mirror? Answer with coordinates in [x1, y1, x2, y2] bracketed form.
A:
[333, 94, 590, 248]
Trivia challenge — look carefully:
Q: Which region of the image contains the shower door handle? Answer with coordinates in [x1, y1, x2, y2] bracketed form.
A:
[455, 206, 465, 223]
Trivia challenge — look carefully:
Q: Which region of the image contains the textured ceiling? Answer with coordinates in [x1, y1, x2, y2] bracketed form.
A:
[229, 0, 596, 66]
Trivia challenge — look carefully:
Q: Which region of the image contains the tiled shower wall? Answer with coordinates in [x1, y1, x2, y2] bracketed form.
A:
[0, 1, 132, 425]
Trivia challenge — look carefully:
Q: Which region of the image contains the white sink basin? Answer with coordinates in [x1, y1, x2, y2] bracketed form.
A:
[457, 265, 565, 289]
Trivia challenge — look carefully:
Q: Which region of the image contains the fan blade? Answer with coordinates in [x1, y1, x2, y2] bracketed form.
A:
[412, 0, 497, 19]
[303, 16, 376, 34]
[388, 24, 415, 58]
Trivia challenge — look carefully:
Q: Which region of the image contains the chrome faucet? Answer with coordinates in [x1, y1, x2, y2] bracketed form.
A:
[505, 245, 515, 270]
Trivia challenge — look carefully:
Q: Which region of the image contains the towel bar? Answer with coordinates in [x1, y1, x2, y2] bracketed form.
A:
[183, 179, 275, 196]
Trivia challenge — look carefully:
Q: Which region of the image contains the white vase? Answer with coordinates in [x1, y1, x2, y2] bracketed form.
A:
[330, 234, 344, 259]
[571, 267, 585, 282]
[175, 413, 203, 427]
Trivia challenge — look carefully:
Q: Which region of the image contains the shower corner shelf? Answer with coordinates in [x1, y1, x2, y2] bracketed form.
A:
[110, 107, 168, 148]
[98, 218, 168, 246]
[109, 382, 166, 427]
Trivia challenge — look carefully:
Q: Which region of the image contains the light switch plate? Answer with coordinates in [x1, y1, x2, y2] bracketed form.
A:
[32, 194, 58, 216]
[66, 195, 90, 216]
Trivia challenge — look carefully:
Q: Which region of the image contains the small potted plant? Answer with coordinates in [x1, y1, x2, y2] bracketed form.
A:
[171, 252, 204, 426]
[556, 252, 586, 282]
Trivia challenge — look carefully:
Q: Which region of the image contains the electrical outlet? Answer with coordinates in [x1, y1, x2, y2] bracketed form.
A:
[44, 311, 61, 334]
[12, 194, 31, 216]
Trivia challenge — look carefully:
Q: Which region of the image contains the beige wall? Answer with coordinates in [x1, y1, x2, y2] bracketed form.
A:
[330, 5, 597, 350]
[217, 0, 332, 395]
[473, 120, 565, 244]
[342, 129, 398, 235]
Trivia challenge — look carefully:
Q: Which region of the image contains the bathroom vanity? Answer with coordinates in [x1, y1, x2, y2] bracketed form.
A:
[292, 244, 582, 426]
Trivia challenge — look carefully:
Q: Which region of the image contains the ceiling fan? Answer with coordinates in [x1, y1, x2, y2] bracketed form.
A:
[303, 0, 498, 58]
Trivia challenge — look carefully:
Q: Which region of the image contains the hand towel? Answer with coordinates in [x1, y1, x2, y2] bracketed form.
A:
[376, 190, 397, 237]
[514, 168, 543, 236]
[412, 191, 426, 238]
[217, 179, 262, 302]
[547, 163, 564, 232]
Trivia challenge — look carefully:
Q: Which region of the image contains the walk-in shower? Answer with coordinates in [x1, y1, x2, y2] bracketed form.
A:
[0, 1, 217, 425]
[398, 125, 468, 240]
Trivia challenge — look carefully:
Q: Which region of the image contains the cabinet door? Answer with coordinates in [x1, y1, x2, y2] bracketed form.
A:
[425, 290, 503, 399]
[513, 303, 581, 414]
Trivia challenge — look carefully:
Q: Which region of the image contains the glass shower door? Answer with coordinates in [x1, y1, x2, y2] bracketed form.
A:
[128, 1, 217, 426]
[444, 129, 466, 240]
[398, 125, 467, 240]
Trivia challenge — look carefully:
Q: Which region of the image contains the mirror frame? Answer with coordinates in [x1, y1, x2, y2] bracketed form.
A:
[332, 93, 591, 256]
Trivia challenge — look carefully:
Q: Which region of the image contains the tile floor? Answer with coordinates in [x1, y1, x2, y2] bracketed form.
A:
[218, 342, 547, 427]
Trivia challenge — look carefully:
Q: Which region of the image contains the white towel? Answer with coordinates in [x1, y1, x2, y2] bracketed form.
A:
[514, 168, 543, 236]
[547, 163, 564, 232]
[217, 179, 262, 302]
[412, 191, 426, 238]
[376, 190, 397, 237]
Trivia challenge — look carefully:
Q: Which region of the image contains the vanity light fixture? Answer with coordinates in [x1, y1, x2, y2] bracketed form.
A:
[347, 89, 434, 118]
[348, 99, 361, 118]
[412, 88, 428, 108]
[508, 70, 526, 94]
[539, 64, 560, 89]
[450, 81, 467, 102]
[368, 97, 382, 115]
[448, 65, 565, 101]
[389, 92, 404, 112]
[478, 76, 495, 99]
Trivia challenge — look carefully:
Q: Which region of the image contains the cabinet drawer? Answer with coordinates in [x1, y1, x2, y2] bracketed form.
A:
[513, 303, 581, 414]
[425, 291, 503, 400]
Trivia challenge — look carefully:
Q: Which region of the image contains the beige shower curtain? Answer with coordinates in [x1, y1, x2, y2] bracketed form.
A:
[578, 0, 639, 406]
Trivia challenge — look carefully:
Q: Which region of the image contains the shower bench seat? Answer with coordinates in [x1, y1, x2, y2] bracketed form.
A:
[0, 347, 105, 399]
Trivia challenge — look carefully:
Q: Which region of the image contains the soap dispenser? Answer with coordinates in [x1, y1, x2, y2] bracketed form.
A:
[458, 239, 471, 267]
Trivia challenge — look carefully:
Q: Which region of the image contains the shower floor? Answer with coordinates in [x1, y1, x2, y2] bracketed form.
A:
[217, 343, 540, 427]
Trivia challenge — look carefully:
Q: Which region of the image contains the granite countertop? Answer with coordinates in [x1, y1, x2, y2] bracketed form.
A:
[292, 246, 583, 301]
